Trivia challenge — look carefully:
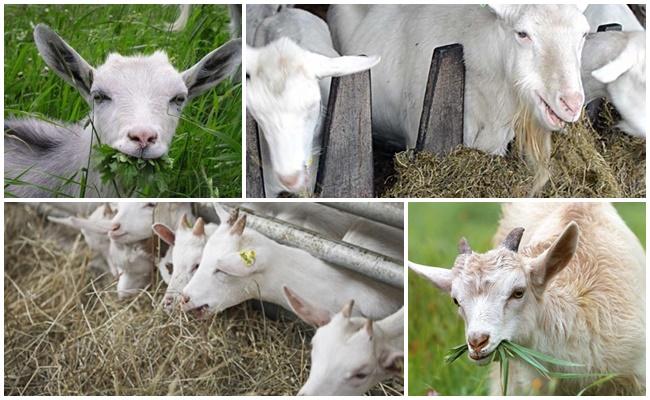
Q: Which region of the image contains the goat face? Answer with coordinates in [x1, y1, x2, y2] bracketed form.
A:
[410, 222, 578, 364]
[109, 202, 156, 243]
[246, 38, 379, 193]
[488, 5, 590, 130]
[181, 211, 257, 318]
[33, 24, 241, 159]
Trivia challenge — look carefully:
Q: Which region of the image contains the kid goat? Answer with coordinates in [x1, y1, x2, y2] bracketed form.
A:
[5, 24, 241, 197]
[409, 203, 644, 395]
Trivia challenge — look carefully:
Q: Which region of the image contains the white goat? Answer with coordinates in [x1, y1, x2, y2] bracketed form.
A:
[284, 290, 404, 396]
[585, 4, 644, 32]
[328, 5, 589, 178]
[5, 24, 241, 197]
[180, 208, 402, 320]
[409, 203, 645, 395]
[246, 8, 380, 196]
[152, 202, 357, 311]
[582, 31, 645, 138]
[47, 203, 116, 276]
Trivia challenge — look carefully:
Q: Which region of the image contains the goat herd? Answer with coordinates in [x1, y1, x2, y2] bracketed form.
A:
[2, 3, 647, 398]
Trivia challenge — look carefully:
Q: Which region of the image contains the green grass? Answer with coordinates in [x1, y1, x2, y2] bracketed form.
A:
[4, 4, 241, 197]
[408, 202, 645, 395]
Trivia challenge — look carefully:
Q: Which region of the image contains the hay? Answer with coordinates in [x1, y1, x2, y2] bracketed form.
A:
[383, 105, 645, 198]
[4, 204, 403, 396]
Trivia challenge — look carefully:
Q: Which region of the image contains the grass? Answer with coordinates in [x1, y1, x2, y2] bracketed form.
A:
[4, 204, 403, 395]
[407, 202, 645, 395]
[4, 5, 242, 197]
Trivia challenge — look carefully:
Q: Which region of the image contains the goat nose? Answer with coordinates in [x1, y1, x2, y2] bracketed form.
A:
[559, 92, 584, 119]
[180, 294, 190, 305]
[111, 222, 120, 231]
[127, 130, 158, 148]
[278, 172, 302, 189]
[468, 333, 490, 352]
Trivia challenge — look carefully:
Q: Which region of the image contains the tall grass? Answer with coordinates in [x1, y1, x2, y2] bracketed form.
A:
[407, 202, 645, 395]
[4, 4, 242, 197]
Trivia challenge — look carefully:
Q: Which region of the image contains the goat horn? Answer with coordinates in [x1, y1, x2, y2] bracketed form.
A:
[458, 237, 472, 255]
[501, 227, 525, 252]
[341, 299, 354, 318]
[192, 217, 205, 236]
[227, 208, 239, 226]
[364, 319, 374, 338]
[180, 214, 192, 229]
[103, 203, 113, 218]
[230, 214, 247, 236]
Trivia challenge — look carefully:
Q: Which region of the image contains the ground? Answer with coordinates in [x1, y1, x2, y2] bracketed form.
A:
[4, 4, 241, 197]
[407, 202, 645, 395]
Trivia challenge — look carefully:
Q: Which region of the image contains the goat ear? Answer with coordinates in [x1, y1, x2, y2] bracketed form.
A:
[183, 38, 242, 99]
[34, 24, 94, 98]
[409, 262, 453, 293]
[283, 286, 332, 327]
[308, 53, 380, 79]
[530, 222, 579, 287]
[152, 223, 176, 246]
[591, 44, 636, 84]
[379, 348, 404, 375]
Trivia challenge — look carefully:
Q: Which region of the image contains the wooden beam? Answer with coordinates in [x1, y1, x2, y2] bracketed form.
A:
[315, 70, 374, 198]
[416, 43, 465, 154]
[245, 111, 265, 198]
[628, 4, 646, 28]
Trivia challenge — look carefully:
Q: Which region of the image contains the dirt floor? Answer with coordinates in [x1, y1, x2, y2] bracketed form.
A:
[4, 204, 403, 395]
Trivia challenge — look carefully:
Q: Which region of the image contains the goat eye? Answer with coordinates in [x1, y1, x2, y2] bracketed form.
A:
[191, 264, 199, 273]
[170, 95, 186, 105]
[452, 298, 460, 306]
[165, 263, 173, 274]
[516, 31, 529, 40]
[352, 372, 368, 380]
[511, 289, 525, 299]
[92, 91, 111, 103]
[246, 73, 250, 80]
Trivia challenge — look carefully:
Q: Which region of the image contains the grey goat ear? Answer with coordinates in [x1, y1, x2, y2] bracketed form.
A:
[182, 39, 242, 99]
[501, 227, 525, 252]
[34, 24, 94, 97]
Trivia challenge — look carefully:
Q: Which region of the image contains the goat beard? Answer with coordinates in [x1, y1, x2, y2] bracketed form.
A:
[513, 101, 552, 195]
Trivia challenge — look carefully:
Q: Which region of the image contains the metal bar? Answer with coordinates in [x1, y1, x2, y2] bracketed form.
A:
[319, 202, 403, 229]
[220, 204, 404, 288]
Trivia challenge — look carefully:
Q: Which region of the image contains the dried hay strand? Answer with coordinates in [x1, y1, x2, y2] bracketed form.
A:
[4, 204, 403, 395]
[383, 104, 645, 198]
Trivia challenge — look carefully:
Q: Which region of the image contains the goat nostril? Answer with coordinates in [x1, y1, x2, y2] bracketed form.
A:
[111, 223, 120, 231]
[127, 130, 158, 148]
[469, 334, 490, 351]
[180, 295, 190, 305]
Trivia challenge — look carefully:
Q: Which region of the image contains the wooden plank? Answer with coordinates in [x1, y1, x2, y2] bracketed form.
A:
[315, 70, 374, 198]
[416, 43, 465, 154]
[586, 23, 623, 127]
[628, 4, 646, 28]
[245, 111, 265, 198]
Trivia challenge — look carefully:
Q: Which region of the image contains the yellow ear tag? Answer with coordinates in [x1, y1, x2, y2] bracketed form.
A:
[239, 250, 256, 266]
[306, 156, 314, 168]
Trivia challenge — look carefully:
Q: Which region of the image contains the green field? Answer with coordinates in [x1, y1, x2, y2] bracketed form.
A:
[408, 202, 645, 395]
[4, 4, 241, 197]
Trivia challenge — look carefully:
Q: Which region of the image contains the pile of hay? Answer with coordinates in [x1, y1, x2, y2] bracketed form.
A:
[383, 106, 645, 198]
[4, 204, 403, 396]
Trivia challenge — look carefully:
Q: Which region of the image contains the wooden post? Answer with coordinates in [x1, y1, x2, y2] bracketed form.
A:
[315, 70, 374, 198]
[416, 43, 465, 154]
[586, 23, 623, 126]
[246, 111, 265, 198]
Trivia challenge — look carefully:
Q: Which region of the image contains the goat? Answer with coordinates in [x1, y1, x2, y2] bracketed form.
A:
[246, 7, 379, 196]
[582, 31, 645, 138]
[5, 24, 241, 197]
[284, 290, 404, 396]
[409, 202, 645, 395]
[180, 208, 402, 320]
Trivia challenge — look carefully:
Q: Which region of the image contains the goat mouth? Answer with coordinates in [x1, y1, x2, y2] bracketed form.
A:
[537, 94, 567, 129]
[109, 231, 127, 240]
[187, 304, 210, 320]
[469, 351, 494, 364]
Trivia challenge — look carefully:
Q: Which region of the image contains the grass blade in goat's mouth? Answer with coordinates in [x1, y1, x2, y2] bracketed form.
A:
[444, 340, 618, 395]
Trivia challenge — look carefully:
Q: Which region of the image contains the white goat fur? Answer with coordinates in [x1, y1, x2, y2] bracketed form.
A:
[246, 8, 379, 196]
[5, 24, 241, 197]
[410, 203, 644, 395]
[582, 31, 646, 138]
